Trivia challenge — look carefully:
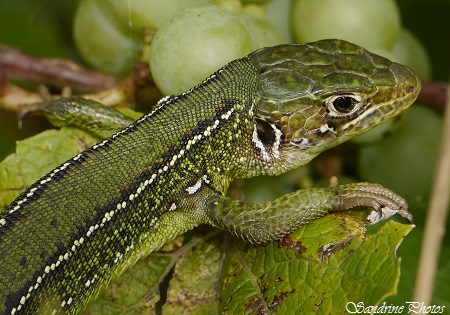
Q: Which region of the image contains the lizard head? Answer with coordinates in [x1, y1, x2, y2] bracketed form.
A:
[248, 39, 420, 170]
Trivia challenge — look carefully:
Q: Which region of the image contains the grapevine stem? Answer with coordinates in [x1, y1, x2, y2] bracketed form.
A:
[413, 75, 450, 308]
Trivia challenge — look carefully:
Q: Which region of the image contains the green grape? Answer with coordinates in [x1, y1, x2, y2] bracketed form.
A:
[240, 3, 266, 18]
[149, 5, 255, 95]
[217, 0, 286, 47]
[390, 28, 432, 81]
[108, 0, 212, 31]
[240, 14, 286, 48]
[73, 0, 143, 77]
[358, 106, 442, 201]
[291, 0, 401, 51]
[241, 0, 273, 4]
[215, 0, 243, 13]
[350, 115, 404, 144]
[263, 0, 293, 42]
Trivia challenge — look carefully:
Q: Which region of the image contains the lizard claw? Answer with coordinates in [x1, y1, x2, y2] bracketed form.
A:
[397, 207, 415, 224]
[366, 201, 414, 225]
[340, 183, 414, 225]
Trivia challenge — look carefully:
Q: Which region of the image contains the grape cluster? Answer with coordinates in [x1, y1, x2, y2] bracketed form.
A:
[74, 0, 437, 200]
[74, 0, 430, 90]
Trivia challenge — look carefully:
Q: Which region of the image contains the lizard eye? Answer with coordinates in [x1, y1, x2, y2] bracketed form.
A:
[333, 96, 357, 113]
[326, 94, 363, 116]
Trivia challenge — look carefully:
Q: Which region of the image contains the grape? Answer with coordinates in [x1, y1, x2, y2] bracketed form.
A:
[215, 0, 243, 13]
[149, 5, 255, 95]
[240, 14, 286, 48]
[350, 115, 405, 144]
[390, 28, 432, 81]
[73, 0, 143, 77]
[241, 0, 273, 4]
[263, 0, 293, 42]
[291, 0, 401, 51]
[216, 0, 286, 47]
[108, 0, 212, 31]
[240, 3, 267, 18]
[358, 106, 442, 200]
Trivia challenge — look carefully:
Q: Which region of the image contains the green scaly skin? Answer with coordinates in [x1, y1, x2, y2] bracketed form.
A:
[0, 39, 420, 314]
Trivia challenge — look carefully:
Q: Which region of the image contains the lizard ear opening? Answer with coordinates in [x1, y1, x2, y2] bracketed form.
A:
[255, 118, 276, 148]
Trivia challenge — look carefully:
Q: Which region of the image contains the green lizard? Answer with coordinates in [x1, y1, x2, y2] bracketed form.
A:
[0, 39, 420, 314]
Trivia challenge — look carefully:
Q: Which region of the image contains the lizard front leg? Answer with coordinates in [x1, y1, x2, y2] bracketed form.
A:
[206, 183, 413, 244]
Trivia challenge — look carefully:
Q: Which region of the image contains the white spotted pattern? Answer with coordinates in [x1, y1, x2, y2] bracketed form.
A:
[186, 175, 211, 195]
[319, 123, 335, 134]
[252, 126, 271, 162]
[271, 123, 283, 159]
[186, 179, 203, 195]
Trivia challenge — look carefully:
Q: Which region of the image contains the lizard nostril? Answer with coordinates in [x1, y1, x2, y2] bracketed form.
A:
[406, 85, 415, 94]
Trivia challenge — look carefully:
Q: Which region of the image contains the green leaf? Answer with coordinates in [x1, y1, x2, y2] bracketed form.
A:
[88, 218, 412, 314]
[85, 255, 172, 315]
[0, 127, 99, 211]
[219, 215, 413, 314]
[163, 236, 223, 314]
